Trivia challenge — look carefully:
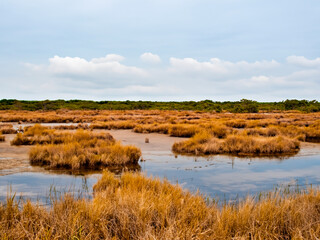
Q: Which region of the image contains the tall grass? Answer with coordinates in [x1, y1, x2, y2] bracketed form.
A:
[1, 171, 320, 239]
[133, 123, 201, 137]
[172, 131, 300, 156]
[91, 121, 137, 130]
[29, 141, 141, 170]
[133, 123, 172, 134]
[11, 124, 114, 146]
[0, 123, 17, 134]
[7, 112, 320, 156]
[10, 125, 141, 169]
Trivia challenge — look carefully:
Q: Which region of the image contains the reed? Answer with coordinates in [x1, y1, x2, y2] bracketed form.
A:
[1, 171, 320, 239]
[10, 125, 141, 169]
[11, 124, 114, 146]
[90, 121, 137, 130]
[172, 131, 300, 156]
[29, 141, 141, 170]
[5, 111, 320, 155]
[52, 123, 89, 130]
[133, 123, 201, 137]
[0, 124, 17, 134]
[133, 123, 171, 134]
[168, 124, 200, 137]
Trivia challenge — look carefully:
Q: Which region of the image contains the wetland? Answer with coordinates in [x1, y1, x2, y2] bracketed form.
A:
[1, 110, 320, 239]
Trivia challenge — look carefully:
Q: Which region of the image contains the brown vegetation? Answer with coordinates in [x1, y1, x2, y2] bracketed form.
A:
[11, 125, 141, 170]
[11, 124, 113, 146]
[29, 141, 141, 170]
[0, 134, 5, 142]
[172, 131, 300, 156]
[0, 123, 17, 134]
[4, 110, 320, 156]
[1, 171, 320, 239]
[133, 123, 172, 134]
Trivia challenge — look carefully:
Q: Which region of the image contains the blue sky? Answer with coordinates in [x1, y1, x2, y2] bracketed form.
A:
[1, 0, 320, 101]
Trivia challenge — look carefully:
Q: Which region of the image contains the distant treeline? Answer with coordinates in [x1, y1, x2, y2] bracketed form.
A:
[0, 99, 319, 113]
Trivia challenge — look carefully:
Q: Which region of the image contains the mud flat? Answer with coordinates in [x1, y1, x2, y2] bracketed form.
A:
[107, 129, 186, 153]
[0, 134, 35, 176]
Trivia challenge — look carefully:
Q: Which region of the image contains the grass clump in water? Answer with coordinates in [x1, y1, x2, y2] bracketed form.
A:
[172, 131, 300, 156]
[1, 171, 320, 239]
[29, 141, 141, 170]
[11, 125, 141, 169]
[0, 123, 17, 134]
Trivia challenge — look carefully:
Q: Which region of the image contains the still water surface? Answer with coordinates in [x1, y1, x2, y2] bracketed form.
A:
[1, 129, 320, 203]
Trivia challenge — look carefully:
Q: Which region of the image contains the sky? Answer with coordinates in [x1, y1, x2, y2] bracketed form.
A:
[0, 0, 320, 101]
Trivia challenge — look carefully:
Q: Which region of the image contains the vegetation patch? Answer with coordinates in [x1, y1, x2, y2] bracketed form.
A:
[1, 98, 320, 112]
[11, 125, 141, 170]
[1, 171, 320, 239]
[172, 131, 300, 156]
[29, 142, 141, 170]
[0, 124, 17, 134]
[5, 111, 320, 156]
[133, 123, 172, 134]
[91, 121, 137, 130]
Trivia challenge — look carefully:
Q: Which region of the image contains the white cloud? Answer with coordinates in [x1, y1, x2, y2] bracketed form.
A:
[48, 55, 146, 77]
[91, 54, 125, 63]
[251, 75, 269, 83]
[140, 52, 161, 64]
[169, 57, 280, 76]
[287, 56, 320, 68]
[16, 54, 320, 101]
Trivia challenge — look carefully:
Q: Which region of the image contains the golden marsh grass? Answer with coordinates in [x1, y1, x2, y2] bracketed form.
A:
[172, 131, 300, 156]
[10, 125, 141, 170]
[0, 123, 16, 134]
[5, 111, 320, 156]
[1, 171, 320, 239]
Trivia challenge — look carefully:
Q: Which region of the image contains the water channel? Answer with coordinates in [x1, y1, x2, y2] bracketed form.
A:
[1, 127, 320, 204]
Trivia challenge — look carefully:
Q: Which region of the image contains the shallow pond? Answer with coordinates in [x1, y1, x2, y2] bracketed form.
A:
[1, 129, 320, 203]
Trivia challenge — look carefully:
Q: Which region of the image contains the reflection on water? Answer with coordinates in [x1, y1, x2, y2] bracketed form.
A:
[2, 151, 320, 202]
[1, 128, 320, 202]
[0, 172, 98, 204]
[0, 165, 141, 204]
[141, 148, 320, 200]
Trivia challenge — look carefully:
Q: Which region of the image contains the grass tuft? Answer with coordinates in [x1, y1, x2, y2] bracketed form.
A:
[1, 171, 320, 239]
[11, 125, 141, 169]
[173, 131, 300, 156]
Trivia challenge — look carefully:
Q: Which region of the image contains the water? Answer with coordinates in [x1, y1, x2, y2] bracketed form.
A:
[142, 152, 320, 200]
[0, 171, 100, 204]
[1, 129, 320, 203]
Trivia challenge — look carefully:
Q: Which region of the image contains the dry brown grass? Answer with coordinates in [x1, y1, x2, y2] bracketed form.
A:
[172, 131, 300, 156]
[168, 124, 200, 137]
[5, 110, 320, 156]
[10, 125, 141, 169]
[1, 171, 320, 239]
[0, 134, 5, 142]
[91, 121, 137, 130]
[11, 124, 114, 146]
[133, 123, 228, 138]
[133, 123, 201, 137]
[0, 123, 17, 134]
[29, 141, 141, 170]
[52, 123, 90, 130]
[133, 123, 172, 134]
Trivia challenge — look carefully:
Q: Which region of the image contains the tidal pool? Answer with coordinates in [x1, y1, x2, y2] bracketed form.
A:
[1, 129, 320, 203]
